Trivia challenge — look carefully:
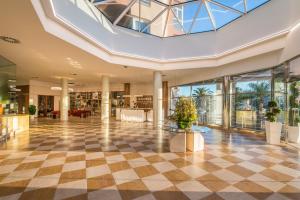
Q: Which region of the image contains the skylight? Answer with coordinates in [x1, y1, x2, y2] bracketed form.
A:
[90, 0, 271, 37]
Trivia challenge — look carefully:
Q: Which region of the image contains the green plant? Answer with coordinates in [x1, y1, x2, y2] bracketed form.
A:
[173, 97, 198, 129]
[289, 82, 300, 126]
[192, 87, 212, 119]
[266, 101, 281, 122]
[295, 116, 300, 124]
[28, 105, 37, 115]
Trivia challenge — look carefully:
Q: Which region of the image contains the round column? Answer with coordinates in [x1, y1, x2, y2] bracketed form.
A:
[60, 78, 69, 121]
[153, 71, 163, 128]
[101, 76, 110, 121]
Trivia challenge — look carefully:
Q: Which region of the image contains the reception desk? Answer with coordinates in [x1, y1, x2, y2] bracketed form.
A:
[2, 114, 29, 134]
[116, 108, 153, 122]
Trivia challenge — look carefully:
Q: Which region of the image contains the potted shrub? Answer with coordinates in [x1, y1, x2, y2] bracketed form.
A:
[288, 108, 300, 143]
[265, 101, 282, 145]
[28, 105, 37, 120]
[287, 82, 300, 143]
[172, 97, 204, 152]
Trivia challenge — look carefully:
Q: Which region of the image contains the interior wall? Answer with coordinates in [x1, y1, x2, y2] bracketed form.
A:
[168, 50, 282, 87]
[29, 80, 61, 115]
[50, 0, 300, 60]
[279, 21, 300, 62]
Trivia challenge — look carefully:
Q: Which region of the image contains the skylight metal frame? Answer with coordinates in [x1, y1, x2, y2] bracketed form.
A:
[91, 0, 271, 38]
[188, 0, 203, 34]
[204, 0, 216, 31]
[113, 0, 138, 25]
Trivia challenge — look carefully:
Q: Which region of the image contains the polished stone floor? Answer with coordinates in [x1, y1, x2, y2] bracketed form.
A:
[0, 117, 299, 200]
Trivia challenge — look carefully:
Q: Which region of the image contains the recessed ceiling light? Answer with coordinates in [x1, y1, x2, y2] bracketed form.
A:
[0, 36, 20, 44]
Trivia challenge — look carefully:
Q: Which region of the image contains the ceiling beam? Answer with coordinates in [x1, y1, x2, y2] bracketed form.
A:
[170, 7, 186, 34]
[244, 0, 248, 13]
[204, 1, 217, 31]
[113, 0, 138, 26]
[163, 7, 171, 37]
[93, 0, 115, 6]
[209, 0, 245, 15]
[141, 7, 168, 33]
[188, 1, 203, 34]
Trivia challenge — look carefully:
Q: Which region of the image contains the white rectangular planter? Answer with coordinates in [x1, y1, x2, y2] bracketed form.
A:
[265, 121, 282, 145]
[169, 132, 186, 153]
[288, 125, 300, 144]
[186, 131, 204, 152]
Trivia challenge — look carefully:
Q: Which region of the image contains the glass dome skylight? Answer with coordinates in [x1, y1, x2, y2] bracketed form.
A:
[90, 0, 271, 37]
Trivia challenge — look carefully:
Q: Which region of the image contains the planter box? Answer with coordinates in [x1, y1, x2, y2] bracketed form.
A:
[186, 130, 204, 152]
[288, 125, 300, 144]
[169, 131, 186, 153]
[265, 121, 282, 145]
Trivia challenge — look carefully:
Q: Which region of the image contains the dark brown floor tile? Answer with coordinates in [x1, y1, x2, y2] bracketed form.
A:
[0, 179, 30, 197]
[108, 161, 130, 172]
[87, 174, 115, 191]
[36, 165, 63, 177]
[134, 165, 159, 178]
[117, 180, 149, 200]
[19, 187, 56, 200]
[59, 169, 86, 184]
[153, 186, 190, 200]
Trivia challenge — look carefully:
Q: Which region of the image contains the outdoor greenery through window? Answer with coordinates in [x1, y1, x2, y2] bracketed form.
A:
[170, 63, 299, 133]
[171, 79, 223, 127]
[230, 70, 272, 131]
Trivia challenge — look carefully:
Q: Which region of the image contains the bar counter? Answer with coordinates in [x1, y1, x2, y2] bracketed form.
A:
[2, 114, 29, 133]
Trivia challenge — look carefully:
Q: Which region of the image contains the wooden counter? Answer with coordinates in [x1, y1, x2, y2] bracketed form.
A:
[2, 114, 29, 133]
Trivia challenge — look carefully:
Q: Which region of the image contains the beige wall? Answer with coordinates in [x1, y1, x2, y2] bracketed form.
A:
[29, 80, 61, 115]
[168, 50, 282, 87]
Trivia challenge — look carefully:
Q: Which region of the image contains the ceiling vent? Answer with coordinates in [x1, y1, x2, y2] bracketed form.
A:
[0, 36, 20, 44]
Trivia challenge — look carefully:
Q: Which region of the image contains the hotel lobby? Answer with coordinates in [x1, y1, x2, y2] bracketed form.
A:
[0, 0, 300, 199]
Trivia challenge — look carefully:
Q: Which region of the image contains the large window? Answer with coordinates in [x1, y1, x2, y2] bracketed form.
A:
[170, 79, 223, 127]
[230, 70, 272, 131]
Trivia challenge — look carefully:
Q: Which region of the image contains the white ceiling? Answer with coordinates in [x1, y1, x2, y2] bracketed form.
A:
[0, 0, 160, 86]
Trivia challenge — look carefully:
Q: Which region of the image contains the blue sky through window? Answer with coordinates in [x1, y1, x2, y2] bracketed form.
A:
[93, 0, 270, 37]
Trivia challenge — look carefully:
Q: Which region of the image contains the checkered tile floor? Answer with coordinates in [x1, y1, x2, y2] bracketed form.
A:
[0, 117, 299, 200]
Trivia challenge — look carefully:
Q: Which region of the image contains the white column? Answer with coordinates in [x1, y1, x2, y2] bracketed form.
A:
[101, 76, 110, 121]
[153, 71, 163, 128]
[60, 78, 69, 121]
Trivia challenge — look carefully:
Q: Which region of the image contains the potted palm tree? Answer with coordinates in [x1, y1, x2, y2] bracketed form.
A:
[28, 105, 37, 120]
[265, 101, 282, 145]
[288, 82, 300, 143]
[172, 97, 204, 152]
[192, 87, 212, 124]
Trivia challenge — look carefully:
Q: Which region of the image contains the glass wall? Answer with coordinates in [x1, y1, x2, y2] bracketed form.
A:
[230, 69, 272, 131]
[170, 58, 299, 136]
[170, 79, 223, 127]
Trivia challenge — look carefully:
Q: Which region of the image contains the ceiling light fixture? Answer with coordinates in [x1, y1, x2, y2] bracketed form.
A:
[51, 87, 74, 92]
[0, 36, 20, 44]
[51, 87, 62, 91]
